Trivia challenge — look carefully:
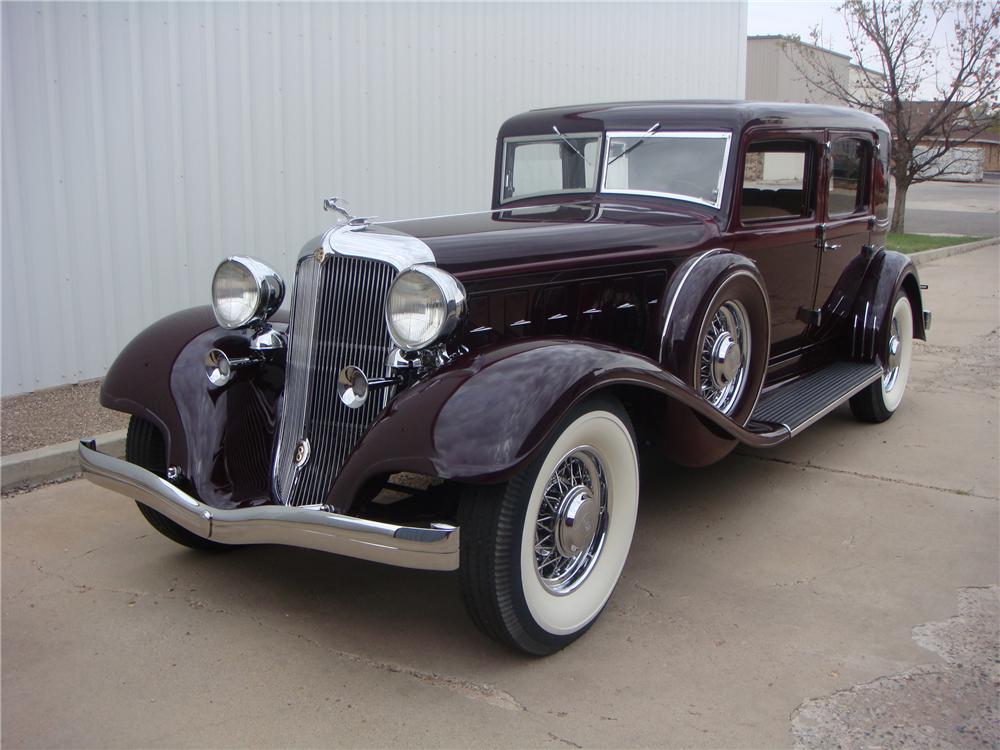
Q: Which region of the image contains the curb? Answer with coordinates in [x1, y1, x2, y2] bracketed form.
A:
[1, 429, 126, 493]
[907, 237, 996, 268]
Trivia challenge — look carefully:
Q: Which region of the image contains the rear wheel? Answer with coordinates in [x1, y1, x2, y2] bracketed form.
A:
[458, 396, 639, 655]
[126, 416, 228, 551]
[850, 292, 914, 423]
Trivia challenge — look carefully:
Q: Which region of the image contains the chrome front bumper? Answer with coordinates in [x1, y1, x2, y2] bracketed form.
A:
[78, 441, 459, 571]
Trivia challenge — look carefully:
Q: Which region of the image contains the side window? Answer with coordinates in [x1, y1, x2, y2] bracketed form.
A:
[828, 137, 871, 216]
[740, 140, 813, 223]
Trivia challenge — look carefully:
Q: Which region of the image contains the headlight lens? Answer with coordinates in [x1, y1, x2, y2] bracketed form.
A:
[211, 256, 284, 329]
[385, 266, 466, 351]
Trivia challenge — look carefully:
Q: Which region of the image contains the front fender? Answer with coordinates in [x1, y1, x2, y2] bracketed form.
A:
[101, 306, 288, 509]
[101, 307, 220, 464]
[329, 338, 786, 511]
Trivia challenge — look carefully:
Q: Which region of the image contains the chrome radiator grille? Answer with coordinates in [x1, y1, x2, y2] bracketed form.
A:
[273, 253, 396, 506]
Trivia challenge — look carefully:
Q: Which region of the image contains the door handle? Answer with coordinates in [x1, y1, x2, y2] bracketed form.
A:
[820, 242, 841, 253]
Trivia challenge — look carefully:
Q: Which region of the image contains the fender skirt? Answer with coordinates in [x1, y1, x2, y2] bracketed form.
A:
[328, 338, 787, 511]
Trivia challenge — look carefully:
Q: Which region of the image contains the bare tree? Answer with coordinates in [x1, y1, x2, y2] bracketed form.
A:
[785, 0, 999, 232]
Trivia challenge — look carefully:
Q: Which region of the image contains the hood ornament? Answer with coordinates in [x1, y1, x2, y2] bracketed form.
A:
[323, 196, 375, 232]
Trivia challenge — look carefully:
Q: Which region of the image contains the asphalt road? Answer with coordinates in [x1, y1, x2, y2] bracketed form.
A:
[897, 179, 1000, 237]
[3, 247, 998, 749]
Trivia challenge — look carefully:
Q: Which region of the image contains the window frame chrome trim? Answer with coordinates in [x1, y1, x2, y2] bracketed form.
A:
[600, 130, 733, 210]
[498, 131, 604, 205]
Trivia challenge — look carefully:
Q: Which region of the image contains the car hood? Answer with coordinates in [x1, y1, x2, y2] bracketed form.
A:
[384, 202, 716, 277]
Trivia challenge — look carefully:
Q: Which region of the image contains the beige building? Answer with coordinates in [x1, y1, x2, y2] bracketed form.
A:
[746, 36, 883, 109]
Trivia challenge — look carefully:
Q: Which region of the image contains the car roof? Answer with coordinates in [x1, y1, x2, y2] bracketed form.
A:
[497, 100, 888, 139]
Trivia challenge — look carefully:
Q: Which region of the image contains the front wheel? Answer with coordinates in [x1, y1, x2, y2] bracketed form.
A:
[850, 292, 914, 423]
[458, 396, 639, 655]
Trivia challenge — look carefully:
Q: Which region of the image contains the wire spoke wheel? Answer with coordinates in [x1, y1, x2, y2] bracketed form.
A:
[698, 299, 751, 415]
[533, 447, 609, 595]
[457, 397, 639, 655]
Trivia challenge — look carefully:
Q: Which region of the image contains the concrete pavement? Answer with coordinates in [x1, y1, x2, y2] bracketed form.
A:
[3, 246, 998, 749]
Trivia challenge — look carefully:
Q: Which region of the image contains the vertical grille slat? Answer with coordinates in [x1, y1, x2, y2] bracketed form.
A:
[273, 253, 395, 506]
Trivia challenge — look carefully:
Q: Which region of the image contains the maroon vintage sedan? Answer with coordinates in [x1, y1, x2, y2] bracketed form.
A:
[81, 101, 929, 655]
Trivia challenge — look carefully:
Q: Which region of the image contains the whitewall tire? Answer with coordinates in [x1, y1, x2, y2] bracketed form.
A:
[458, 396, 639, 655]
[850, 292, 914, 423]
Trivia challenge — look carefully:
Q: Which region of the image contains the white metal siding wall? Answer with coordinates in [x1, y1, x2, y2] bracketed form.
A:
[2, 1, 747, 396]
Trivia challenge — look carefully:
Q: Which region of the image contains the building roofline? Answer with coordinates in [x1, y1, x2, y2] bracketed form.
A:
[748, 34, 851, 61]
[749, 34, 884, 77]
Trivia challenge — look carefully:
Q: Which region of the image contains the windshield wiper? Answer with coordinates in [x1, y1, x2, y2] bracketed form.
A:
[607, 121, 661, 166]
[552, 126, 586, 161]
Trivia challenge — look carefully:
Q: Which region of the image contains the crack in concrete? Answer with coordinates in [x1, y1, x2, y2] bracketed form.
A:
[547, 731, 583, 748]
[740, 453, 996, 500]
[633, 582, 656, 598]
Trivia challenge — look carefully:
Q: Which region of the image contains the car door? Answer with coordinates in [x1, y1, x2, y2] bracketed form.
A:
[813, 132, 876, 332]
[731, 130, 825, 375]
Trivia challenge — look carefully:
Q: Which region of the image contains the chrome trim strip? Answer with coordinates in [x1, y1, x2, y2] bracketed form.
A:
[657, 250, 714, 361]
[274, 256, 321, 502]
[79, 442, 459, 572]
[787, 368, 883, 436]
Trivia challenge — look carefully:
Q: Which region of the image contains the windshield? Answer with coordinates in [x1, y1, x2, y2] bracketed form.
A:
[603, 131, 731, 208]
[500, 134, 601, 203]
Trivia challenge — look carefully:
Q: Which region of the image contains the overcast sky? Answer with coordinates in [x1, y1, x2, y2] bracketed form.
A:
[748, 0, 855, 57]
[747, 0, 968, 98]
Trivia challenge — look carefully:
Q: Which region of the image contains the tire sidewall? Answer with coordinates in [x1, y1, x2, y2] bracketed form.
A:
[880, 293, 913, 413]
[505, 397, 639, 648]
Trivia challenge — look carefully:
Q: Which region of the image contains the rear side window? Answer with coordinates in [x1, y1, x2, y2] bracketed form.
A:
[740, 140, 813, 222]
[828, 137, 871, 216]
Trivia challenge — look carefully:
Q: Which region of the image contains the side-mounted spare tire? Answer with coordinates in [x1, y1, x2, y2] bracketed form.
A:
[686, 271, 770, 425]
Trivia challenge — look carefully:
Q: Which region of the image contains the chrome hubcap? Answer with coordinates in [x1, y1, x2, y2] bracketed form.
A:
[534, 448, 609, 595]
[884, 319, 902, 392]
[699, 300, 751, 415]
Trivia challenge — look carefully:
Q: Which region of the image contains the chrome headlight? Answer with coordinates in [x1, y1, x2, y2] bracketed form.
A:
[385, 266, 466, 351]
[211, 256, 284, 330]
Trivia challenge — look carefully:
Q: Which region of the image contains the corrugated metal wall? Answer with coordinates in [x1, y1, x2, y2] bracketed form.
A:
[2, 1, 747, 396]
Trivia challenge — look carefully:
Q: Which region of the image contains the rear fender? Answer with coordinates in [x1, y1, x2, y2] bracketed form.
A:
[329, 339, 787, 512]
[848, 249, 926, 363]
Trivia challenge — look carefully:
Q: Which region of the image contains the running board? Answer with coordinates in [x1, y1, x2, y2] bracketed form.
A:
[750, 361, 883, 436]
